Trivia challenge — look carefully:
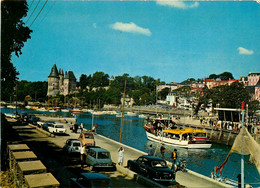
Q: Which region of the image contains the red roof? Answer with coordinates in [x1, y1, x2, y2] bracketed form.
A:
[203, 79, 214, 82]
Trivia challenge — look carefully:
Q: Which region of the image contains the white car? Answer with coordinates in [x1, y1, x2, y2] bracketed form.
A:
[48, 123, 66, 134]
[63, 139, 82, 154]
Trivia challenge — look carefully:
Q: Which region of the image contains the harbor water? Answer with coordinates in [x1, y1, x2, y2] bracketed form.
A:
[2, 108, 260, 187]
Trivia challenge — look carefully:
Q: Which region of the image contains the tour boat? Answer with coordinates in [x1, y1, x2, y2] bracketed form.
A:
[144, 117, 211, 149]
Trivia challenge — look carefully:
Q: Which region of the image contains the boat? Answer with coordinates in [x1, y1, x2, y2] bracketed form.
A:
[125, 111, 137, 116]
[37, 107, 48, 112]
[7, 105, 16, 109]
[70, 108, 82, 113]
[144, 117, 211, 149]
[61, 109, 70, 112]
[138, 114, 148, 119]
[49, 109, 57, 113]
[92, 111, 107, 115]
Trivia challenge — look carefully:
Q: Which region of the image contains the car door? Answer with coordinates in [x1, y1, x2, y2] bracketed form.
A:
[86, 149, 96, 166]
[139, 158, 149, 176]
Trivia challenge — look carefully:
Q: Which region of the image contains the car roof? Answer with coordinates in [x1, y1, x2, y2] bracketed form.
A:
[67, 139, 81, 142]
[80, 173, 110, 180]
[89, 147, 109, 152]
[139, 155, 165, 161]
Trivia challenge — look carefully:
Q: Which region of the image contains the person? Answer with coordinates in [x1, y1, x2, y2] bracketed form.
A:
[74, 122, 79, 133]
[160, 144, 165, 159]
[148, 144, 154, 156]
[92, 124, 97, 134]
[171, 149, 178, 170]
[118, 146, 124, 166]
[80, 123, 84, 133]
[80, 145, 87, 169]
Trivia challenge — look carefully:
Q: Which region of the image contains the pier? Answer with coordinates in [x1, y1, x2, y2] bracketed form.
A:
[4, 115, 233, 188]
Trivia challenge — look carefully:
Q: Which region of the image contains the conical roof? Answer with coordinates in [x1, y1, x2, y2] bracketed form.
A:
[48, 64, 59, 78]
[64, 71, 76, 81]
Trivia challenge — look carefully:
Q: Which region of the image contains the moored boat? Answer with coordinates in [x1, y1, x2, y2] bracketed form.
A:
[70, 108, 82, 113]
[144, 117, 211, 149]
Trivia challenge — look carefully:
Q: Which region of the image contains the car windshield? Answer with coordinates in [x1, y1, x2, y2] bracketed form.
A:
[56, 125, 64, 128]
[84, 134, 94, 138]
[151, 160, 167, 168]
[73, 143, 81, 147]
[46, 121, 55, 124]
[97, 152, 109, 159]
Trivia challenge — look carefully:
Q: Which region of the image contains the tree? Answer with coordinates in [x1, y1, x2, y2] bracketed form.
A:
[91, 71, 109, 87]
[1, 1, 32, 101]
[219, 72, 234, 80]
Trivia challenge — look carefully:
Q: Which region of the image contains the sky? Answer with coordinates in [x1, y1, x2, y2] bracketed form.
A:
[12, 0, 260, 83]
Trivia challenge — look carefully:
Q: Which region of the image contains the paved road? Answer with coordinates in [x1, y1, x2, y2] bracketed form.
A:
[11, 122, 146, 187]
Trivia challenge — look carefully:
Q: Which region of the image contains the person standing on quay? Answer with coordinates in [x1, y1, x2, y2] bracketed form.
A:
[160, 144, 166, 159]
[118, 146, 124, 166]
[148, 144, 154, 156]
[80, 145, 87, 169]
[171, 149, 178, 171]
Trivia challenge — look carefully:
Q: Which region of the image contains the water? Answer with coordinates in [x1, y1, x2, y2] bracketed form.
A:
[2, 108, 259, 186]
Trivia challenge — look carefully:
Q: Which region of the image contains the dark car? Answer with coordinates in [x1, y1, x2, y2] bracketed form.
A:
[70, 173, 111, 188]
[28, 116, 41, 125]
[127, 155, 175, 184]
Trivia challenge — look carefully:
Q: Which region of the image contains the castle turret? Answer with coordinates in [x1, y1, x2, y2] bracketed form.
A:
[47, 64, 60, 96]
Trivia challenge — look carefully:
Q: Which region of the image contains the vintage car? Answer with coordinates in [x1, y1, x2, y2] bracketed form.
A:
[127, 155, 175, 184]
[70, 173, 111, 188]
[48, 123, 66, 134]
[78, 132, 95, 147]
[85, 147, 116, 171]
[63, 139, 82, 154]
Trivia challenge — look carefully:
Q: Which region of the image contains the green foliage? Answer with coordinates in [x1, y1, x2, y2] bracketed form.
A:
[198, 82, 250, 111]
[208, 72, 234, 80]
[17, 81, 48, 102]
[1, 1, 32, 101]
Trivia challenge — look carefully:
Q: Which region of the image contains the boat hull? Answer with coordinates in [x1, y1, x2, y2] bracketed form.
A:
[145, 131, 212, 149]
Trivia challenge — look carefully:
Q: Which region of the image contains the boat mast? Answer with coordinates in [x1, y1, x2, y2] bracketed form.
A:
[119, 80, 127, 143]
[241, 102, 245, 188]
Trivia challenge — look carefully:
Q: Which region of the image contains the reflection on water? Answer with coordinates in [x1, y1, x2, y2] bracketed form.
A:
[2, 108, 259, 186]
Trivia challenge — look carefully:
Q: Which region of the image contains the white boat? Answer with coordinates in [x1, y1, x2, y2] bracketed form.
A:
[82, 109, 88, 112]
[61, 109, 70, 112]
[145, 129, 212, 149]
[7, 105, 16, 109]
[37, 107, 48, 112]
[4, 113, 19, 119]
[125, 112, 137, 116]
[92, 111, 107, 115]
[144, 117, 211, 149]
[49, 109, 57, 113]
[138, 114, 147, 119]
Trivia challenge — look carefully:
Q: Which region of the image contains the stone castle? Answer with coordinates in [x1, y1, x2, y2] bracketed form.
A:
[47, 64, 77, 96]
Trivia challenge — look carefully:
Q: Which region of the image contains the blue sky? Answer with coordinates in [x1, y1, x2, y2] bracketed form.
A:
[12, 0, 260, 83]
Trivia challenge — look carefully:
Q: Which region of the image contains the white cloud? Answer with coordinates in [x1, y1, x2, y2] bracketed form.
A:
[110, 22, 151, 36]
[237, 47, 254, 55]
[156, 0, 199, 9]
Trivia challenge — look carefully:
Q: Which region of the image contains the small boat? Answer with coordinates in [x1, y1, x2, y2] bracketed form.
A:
[37, 107, 48, 112]
[70, 108, 82, 113]
[49, 109, 57, 113]
[138, 114, 147, 119]
[92, 111, 106, 115]
[82, 109, 88, 113]
[61, 109, 70, 112]
[125, 112, 137, 116]
[4, 113, 19, 119]
[7, 105, 16, 109]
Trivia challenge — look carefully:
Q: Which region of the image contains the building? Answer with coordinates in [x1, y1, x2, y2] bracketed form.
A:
[47, 64, 77, 96]
[248, 72, 260, 86]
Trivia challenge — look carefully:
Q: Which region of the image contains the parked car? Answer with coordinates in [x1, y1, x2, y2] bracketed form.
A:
[85, 147, 116, 171]
[37, 120, 45, 128]
[70, 173, 111, 188]
[48, 123, 66, 134]
[28, 116, 41, 125]
[78, 132, 95, 147]
[63, 139, 82, 154]
[127, 155, 175, 184]
[42, 123, 50, 131]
